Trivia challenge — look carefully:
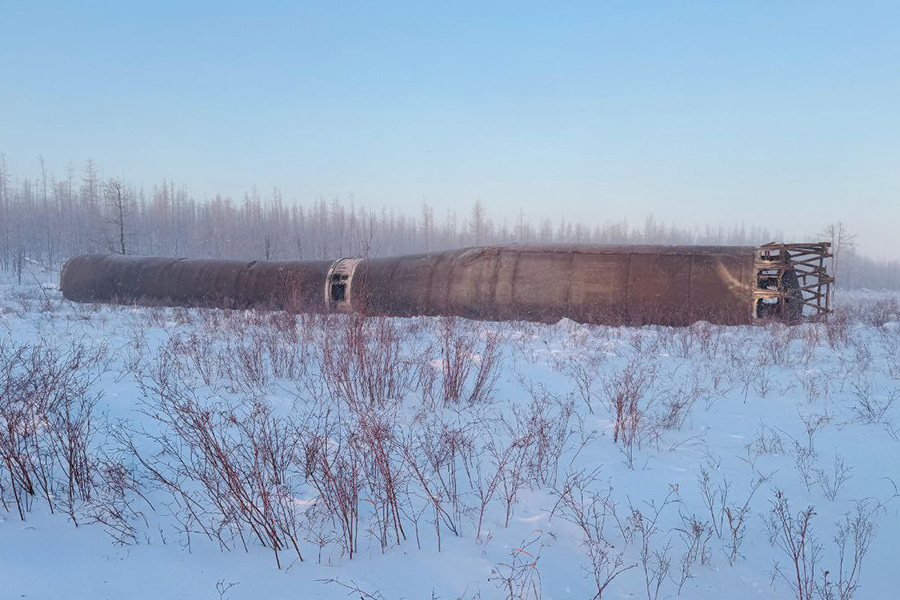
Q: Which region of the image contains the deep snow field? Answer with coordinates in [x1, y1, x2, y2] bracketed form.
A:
[1, 279, 899, 600]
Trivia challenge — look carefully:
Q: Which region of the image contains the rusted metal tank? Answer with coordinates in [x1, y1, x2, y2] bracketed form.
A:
[59, 254, 332, 312]
[59, 243, 832, 326]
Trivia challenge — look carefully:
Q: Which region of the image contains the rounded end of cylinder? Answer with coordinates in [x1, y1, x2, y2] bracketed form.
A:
[59, 254, 90, 301]
[59, 253, 128, 303]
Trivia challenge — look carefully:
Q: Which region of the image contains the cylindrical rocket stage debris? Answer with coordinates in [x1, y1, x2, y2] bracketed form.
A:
[60, 244, 824, 326]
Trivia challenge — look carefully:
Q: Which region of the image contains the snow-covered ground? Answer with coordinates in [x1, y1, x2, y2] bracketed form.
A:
[1, 279, 899, 600]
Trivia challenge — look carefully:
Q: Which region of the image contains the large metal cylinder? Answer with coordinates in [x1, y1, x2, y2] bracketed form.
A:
[60, 244, 823, 326]
[59, 254, 332, 312]
[352, 245, 757, 325]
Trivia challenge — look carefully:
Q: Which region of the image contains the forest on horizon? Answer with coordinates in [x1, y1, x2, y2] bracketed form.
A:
[2, 154, 897, 290]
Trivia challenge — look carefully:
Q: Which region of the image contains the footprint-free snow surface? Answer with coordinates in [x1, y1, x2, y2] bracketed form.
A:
[2, 282, 899, 599]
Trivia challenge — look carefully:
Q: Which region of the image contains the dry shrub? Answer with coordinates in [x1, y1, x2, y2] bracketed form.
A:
[0, 339, 106, 522]
[552, 470, 635, 599]
[674, 513, 713, 593]
[551, 348, 605, 413]
[760, 324, 797, 368]
[350, 403, 407, 551]
[850, 380, 897, 426]
[490, 533, 545, 600]
[432, 316, 502, 406]
[133, 361, 306, 568]
[766, 490, 819, 600]
[625, 489, 678, 600]
[824, 312, 852, 348]
[320, 314, 420, 409]
[402, 417, 475, 549]
[764, 491, 878, 599]
[303, 411, 363, 559]
[603, 354, 658, 468]
[656, 367, 709, 431]
[818, 501, 877, 600]
[860, 296, 899, 328]
[697, 465, 767, 565]
[876, 326, 900, 379]
[509, 386, 575, 488]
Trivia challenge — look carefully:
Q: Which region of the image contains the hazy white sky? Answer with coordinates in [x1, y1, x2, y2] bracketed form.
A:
[2, 1, 899, 258]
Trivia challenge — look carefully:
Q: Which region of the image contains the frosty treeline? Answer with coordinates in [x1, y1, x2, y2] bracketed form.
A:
[1, 155, 898, 289]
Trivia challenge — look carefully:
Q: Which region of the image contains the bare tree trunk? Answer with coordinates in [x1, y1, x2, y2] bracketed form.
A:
[104, 178, 130, 254]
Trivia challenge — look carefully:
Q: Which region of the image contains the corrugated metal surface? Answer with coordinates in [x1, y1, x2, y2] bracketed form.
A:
[60, 244, 759, 325]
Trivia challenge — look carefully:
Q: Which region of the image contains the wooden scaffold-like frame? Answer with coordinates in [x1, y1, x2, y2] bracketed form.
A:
[754, 242, 834, 319]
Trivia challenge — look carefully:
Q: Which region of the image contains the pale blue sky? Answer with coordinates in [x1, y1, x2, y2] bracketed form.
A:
[2, 1, 899, 257]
